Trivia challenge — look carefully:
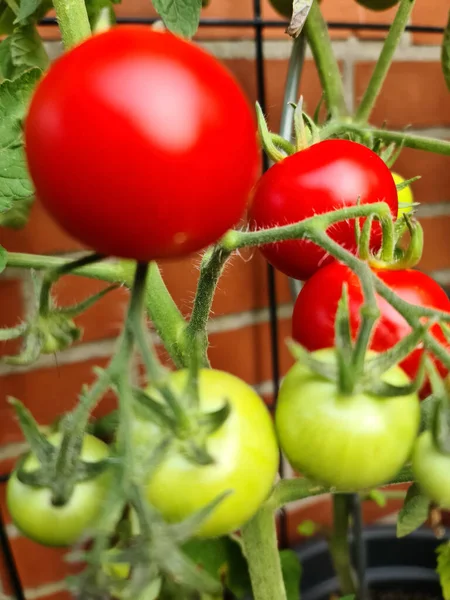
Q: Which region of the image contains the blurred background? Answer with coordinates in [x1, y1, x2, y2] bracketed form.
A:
[0, 0, 449, 598]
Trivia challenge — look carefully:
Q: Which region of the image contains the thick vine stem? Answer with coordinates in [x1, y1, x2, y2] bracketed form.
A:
[330, 494, 356, 596]
[52, 0, 91, 49]
[5, 254, 188, 368]
[355, 0, 416, 123]
[304, 0, 349, 118]
[184, 245, 232, 366]
[241, 506, 287, 600]
[321, 122, 450, 156]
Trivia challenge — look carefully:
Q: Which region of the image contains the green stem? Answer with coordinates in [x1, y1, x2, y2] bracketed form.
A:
[39, 253, 103, 317]
[330, 494, 356, 596]
[184, 246, 232, 366]
[355, 0, 416, 123]
[5, 253, 188, 368]
[52, 0, 91, 49]
[223, 202, 391, 250]
[241, 506, 287, 600]
[322, 122, 450, 156]
[304, 0, 348, 118]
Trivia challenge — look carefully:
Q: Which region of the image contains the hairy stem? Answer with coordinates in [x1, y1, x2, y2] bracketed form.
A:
[241, 506, 287, 600]
[52, 0, 91, 49]
[5, 254, 188, 368]
[304, 0, 348, 118]
[355, 0, 416, 123]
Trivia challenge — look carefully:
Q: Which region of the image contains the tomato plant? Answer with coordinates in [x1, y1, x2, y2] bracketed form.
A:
[25, 26, 259, 261]
[7, 434, 110, 547]
[248, 140, 398, 281]
[292, 263, 450, 393]
[276, 349, 420, 491]
[132, 369, 279, 538]
[412, 431, 450, 509]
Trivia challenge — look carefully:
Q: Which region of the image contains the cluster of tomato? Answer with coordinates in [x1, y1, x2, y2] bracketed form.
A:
[7, 24, 450, 555]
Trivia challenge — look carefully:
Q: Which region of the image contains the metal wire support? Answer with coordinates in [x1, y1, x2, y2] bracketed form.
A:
[0, 508, 26, 600]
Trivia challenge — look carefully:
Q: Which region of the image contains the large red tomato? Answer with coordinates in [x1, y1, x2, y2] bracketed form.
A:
[292, 263, 450, 395]
[25, 27, 259, 261]
[248, 140, 398, 281]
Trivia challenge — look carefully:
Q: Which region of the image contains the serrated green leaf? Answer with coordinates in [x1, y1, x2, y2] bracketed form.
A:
[151, 0, 202, 38]
[397, 483, 429, 538]
[0, 245, 7, 274]
[280, 549, 302, 600]
[0, 37, 16, 81]
[437, 541, 450, 600]
[0, 3, 15, 35]
[0, 68, 40, 210]
[15, 0, 42, 22]
[11, 23, 50, 73]
[442, 10, 450, 92]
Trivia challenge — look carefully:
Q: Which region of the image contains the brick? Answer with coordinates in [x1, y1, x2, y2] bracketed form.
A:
[0, 280, 24, 359]
[0, 199, 83, 256]
[0, 358, 116, 445]
[52, 276, 129, 344]
[354, 62, 450, 129]
[41, 591, 73, 600]
[419, 216, 450, 273]
[208, 317, 294, 385]
[394, 146, 450, 205]
[411, 0, 447, 46]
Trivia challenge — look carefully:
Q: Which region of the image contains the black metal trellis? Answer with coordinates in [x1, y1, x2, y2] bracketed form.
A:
[0, 9, 444, 600]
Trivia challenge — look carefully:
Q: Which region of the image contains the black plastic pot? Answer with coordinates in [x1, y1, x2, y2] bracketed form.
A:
[294, 526, 445, 600]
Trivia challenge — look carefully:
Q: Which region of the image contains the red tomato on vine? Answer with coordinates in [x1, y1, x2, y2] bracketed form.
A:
[292, 262, 450, 396]
[248, 140, 398, 281]
[25, 27, 259, 261]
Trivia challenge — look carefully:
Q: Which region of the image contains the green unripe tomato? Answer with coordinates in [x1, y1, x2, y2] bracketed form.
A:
[355, 0, 400, 10]
[7, 433, 111, 546]
[276, 349, 420, 491]
[412, 431, 450, 509]
[132, 369, 279, 538]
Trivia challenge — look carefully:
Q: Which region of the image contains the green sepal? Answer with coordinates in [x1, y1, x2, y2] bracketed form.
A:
[170, 490, 232, 542]
[367, 353, 426, 398]
[255, 102, 286, 163]
[198, 399, 231, 435]
[0, 322, 26, 341]
[182, 440, 215, 465]
[287, 339, 337, 381]
[57, 284, 119, 318]
[8, 396, 54, 466]
[396, 175, 421, 193]
[133, 388, 177, 430]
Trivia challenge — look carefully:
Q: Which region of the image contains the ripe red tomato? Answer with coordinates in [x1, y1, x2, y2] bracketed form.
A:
[292, 263, 450, 395]
[25, 27, 259, 261]
[247, 140, 398, 281]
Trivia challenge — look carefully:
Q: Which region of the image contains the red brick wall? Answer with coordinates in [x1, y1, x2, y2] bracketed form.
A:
[1, 0, 449, 597]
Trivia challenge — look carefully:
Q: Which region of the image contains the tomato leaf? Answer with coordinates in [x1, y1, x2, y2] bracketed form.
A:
[10, 23, 50, 74]
[397, 483, 430, 538]
[442, 10, 450, 92]
[151, 0, 202, 39]
[436, 541, 450, 600]
[0, 245, 7, 274]
[14, 0, 53, 23]
[280, 549, 302, 600]
[0, 68, 40, 212]
[0, 2, 15, 35]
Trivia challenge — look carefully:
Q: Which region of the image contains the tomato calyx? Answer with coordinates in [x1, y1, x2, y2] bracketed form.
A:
[2, 262, 117, 365]
[9, 398, 111, 506]
[361, 213, 424, 271]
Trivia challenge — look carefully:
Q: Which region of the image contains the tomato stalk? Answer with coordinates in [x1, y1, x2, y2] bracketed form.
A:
[52, 0, 91, 49]
[241, 506, 288, 600]
[330, 494, 356, 596]
[321, 122, 450, 156]
[4, 253, 189, 368]
[184, 245, 232, 366]
[355, 0, 417, 124]
[303, 0, 349, 118]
